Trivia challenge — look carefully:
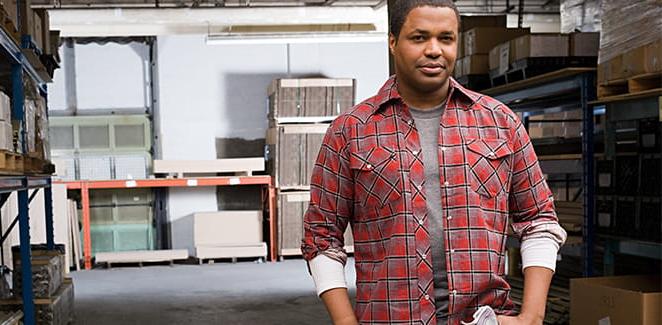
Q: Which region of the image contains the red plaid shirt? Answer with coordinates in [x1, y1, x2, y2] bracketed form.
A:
[302, 76, 566, 325]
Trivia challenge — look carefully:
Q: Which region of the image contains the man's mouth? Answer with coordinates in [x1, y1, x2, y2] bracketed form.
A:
[418, 63, 445, 75]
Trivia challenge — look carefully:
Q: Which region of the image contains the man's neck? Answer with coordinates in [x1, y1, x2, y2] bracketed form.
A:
[397, 78, 450, 110]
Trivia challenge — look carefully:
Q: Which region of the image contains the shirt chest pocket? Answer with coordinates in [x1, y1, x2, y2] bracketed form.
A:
[349, 147, 402, 208]
[465, 138, 513, 198]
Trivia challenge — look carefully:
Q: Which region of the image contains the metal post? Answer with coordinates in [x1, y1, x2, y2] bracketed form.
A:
[268, 184, 277, 262]
[45, 180, 54, 250]
[18, 187, 35, 325]
[81, 183, 92, 269]
[581, 73, 596, 277]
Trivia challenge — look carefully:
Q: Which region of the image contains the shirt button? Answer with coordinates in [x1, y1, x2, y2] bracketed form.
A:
[452, 290, 457, 295]
[421, 253, 427, 259]
[408, 120, 413, 125]
[441, 147, 447, 151]
[418, 219, 424, 225]
[447, 215, 452, 220]
[366, 164, 372, 170]
[450, 249, 456, 253]
[488, 152, 496, 158]
[443, 181, 449, 186]
[412, 150, 419, 155]
[424, 294, 430, 300]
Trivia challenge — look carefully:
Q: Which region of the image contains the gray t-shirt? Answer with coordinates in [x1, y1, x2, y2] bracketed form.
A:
[409, 104, 449, 324]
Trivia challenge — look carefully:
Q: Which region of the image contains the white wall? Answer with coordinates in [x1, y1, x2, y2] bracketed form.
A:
[156, 35, 389, 222]
[48, 42, 150, 112]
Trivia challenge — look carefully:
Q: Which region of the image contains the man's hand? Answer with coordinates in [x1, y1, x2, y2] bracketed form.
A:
[496, 313, 543, 325]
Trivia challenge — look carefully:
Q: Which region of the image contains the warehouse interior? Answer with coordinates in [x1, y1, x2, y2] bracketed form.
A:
[0, 0, 659, 324]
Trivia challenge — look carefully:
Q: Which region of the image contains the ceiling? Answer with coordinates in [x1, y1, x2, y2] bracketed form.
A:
[32, 0, 387, 8]
[33, 0, 559, 13]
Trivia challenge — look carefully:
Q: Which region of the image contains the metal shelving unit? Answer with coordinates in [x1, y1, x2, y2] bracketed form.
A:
[0, 8, 54, 324]
[482, 67, 597, 276]
[0, 177, 54, 325]
[57, 175, 277, 269]
[588, 91, 662, 275]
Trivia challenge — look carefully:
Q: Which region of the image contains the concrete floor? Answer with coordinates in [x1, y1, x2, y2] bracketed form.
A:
[71, 258, 356, 325]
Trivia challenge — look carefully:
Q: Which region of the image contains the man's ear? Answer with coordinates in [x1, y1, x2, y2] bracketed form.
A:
[388, 33, 397, 55]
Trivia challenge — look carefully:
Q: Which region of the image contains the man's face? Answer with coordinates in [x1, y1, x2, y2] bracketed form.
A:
[389, 6, 458, 95]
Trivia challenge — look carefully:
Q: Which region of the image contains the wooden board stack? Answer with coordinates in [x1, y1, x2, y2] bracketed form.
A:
[266, 78, 356, 257]
[172, 211, 268, 262]
[0, 247, 74, 325]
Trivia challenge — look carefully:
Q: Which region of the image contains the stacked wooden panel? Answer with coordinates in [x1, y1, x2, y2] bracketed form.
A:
[266, 78, 355, 257]
[0, 247, 74, 325]
[171, 211, 267, 261]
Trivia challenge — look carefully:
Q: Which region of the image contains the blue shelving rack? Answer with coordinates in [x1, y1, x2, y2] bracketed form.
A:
[482, 68, 597, 276]
[0, 8, 54, 325]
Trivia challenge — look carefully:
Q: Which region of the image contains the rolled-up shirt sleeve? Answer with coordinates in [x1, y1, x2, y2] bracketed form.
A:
[301, 118, 354, 266]
[508, 114, 567, 248]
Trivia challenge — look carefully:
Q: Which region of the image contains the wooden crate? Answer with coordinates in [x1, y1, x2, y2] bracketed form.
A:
[278, 190, 353, 256]
[266, 123, 328, 189]
[268, 78, 355, 124]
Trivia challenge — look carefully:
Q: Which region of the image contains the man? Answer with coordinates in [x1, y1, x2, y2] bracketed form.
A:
[301, 1, 567, 324]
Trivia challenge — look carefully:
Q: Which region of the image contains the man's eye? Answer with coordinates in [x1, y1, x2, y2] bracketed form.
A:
[412, 36, 425, 41]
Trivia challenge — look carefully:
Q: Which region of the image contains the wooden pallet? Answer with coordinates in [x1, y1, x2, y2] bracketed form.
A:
[0, 151, 24, 175]
[95, 249, 189, 268]
[598, 72, 662, 99]
[490, 56, 597, 88]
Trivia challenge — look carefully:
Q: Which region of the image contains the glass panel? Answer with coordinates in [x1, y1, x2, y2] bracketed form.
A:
[79, 125, 110, 149]
[115, 125, 146, 148]
[49, 126, 74, 149]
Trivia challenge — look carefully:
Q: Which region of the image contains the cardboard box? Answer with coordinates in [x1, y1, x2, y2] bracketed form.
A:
[32, 10, 42, 50]
[570, 275, 661, 325]
[464, 27, 529, 56]
[453, 58, 463, 77]
[463, 54, 489, 75]
[623, 40, 662, 77]
[569, 32, 600, 56]
[268, 78, 355, 122]
[513, 34, 569, 61]
[460, 15, 507, 32]
[489, 41, 512, 74]
[36, 9, 49, 52]
[266, 123, 329, 188]
[278, 190, 354, 256]
[598, 54, 625, 83]
[0, 1, 18, 33]
[16, 0, 33, 38]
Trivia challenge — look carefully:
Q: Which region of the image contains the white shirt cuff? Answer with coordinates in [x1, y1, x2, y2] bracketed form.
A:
[309, 254, 347, 296]
[520, 237, 560, 272]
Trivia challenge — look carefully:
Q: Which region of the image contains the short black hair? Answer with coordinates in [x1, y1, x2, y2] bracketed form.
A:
[389, 0, 461, 39]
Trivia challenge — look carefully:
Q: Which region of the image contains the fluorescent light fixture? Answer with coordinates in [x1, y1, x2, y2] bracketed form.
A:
[206, 31, 387, 45]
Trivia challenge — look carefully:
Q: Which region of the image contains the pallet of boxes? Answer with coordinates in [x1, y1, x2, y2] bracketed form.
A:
[0, 245, 73, 325]
[266, 78, 355, 258]
[595, 0, 661, 99]
[453, 15, 529, 91]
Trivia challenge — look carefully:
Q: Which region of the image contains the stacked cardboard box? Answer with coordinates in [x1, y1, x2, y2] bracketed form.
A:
[278, 191, 354, 256]
[453, 14, 529, 78]
[0, 92, 12, 151]
[597, 1, 662, 86]
[266, 78, 355, 257]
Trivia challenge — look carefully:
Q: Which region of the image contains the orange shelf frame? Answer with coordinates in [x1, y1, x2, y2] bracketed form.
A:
[57, 176, 277, 269]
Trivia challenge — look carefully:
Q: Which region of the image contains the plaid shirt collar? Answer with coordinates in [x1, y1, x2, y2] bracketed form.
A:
[372, 75, 480, 114]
